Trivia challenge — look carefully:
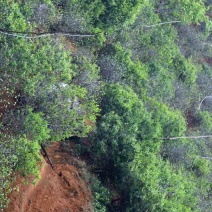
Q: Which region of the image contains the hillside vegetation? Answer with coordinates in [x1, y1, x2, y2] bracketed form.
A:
[0, 0, 212, 211]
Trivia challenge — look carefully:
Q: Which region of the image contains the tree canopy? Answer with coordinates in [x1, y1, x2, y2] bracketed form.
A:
[0, 0, 212, 211]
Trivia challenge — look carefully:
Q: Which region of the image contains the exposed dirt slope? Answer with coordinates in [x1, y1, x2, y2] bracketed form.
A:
[5, 142, 93, 212]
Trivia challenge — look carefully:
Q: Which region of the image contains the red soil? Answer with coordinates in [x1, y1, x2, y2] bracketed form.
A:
[65, 39, 77, 53]
[5, 142, 93, 212]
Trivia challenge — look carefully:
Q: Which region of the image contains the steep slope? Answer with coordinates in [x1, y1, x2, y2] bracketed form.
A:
[5, 142, 93, 212]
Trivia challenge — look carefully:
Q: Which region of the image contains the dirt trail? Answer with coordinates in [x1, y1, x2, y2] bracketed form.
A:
[5, 142, 93, 212]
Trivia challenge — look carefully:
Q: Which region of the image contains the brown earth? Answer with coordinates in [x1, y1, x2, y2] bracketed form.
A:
[5, 142, 94, 212]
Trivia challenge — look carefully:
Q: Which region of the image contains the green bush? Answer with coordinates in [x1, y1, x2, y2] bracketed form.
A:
[91, 177, 110, 212]
[0, 135, 41, 210]
[14, 136, 41, 177]
[0, 135, 17, 210]
[23, 108, 50, 143]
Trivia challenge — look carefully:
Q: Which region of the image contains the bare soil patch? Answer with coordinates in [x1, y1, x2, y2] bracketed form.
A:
[5, 142, 93, 212]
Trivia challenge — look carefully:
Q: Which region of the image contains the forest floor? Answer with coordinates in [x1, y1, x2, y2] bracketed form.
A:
[4, 142, 94, 212]
[0, 89, 18, 120]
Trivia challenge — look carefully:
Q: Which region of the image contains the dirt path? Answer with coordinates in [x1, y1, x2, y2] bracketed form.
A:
[5, 142, 93, 212]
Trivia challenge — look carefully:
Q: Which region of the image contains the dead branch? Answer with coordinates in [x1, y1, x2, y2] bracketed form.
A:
[141, 21, 181, 28]
[0, 28, 98, 39]
[198, 96, 212, 110]
[162, 135, 212, 140]
[197, 156, 212, 160]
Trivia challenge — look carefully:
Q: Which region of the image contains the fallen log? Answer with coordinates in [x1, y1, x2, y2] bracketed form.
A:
[41, 143, 55, 170]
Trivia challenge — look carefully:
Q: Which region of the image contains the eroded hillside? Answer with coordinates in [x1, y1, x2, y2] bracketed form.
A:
[5, 142, 93, 212]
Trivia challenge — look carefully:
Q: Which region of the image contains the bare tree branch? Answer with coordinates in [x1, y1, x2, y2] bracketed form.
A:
[141, 21, 181, 28]
[162, 135, 212, 140]
[0, 28, 98, 39]
[203, 42, 212, 48]
[197, 156, 212, 160]
[198, 96, 212, 110]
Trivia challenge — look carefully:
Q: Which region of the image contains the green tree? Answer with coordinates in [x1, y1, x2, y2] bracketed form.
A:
[28, 83, 99, 141]
[154, 0, 208, 24]
[0, 135, 18, 210]
[130, 146, 198, 211]
[0, 135, 41, 209]
[22, 108, 50, 143]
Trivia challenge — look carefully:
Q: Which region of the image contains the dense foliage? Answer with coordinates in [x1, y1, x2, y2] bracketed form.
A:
[0, 0, 212, 211]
